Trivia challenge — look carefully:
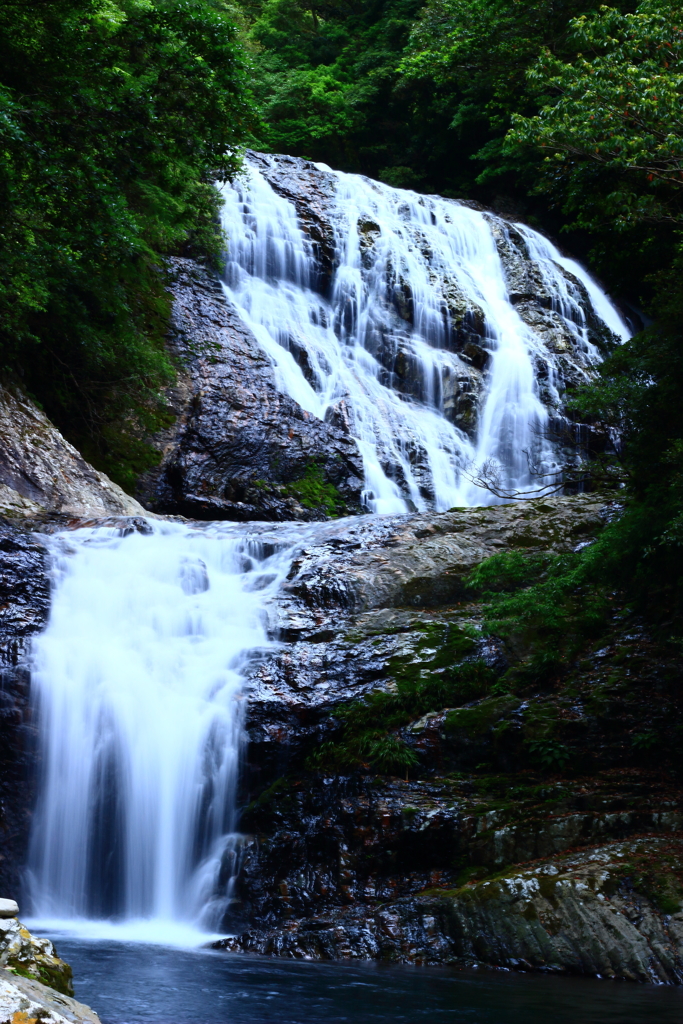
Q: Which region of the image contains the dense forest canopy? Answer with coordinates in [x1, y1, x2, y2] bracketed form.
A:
[0, 0, 682, 625]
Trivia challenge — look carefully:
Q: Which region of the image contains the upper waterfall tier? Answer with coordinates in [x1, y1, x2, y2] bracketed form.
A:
[220, 153, 630, 513]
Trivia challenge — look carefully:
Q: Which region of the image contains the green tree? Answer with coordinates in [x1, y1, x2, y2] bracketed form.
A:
[399, 0, 637, 197]
[238, 0, 459, 186]
[504, 1, 683, 622]
[0, 0, 254, 487]
[505, 0, 683, 230]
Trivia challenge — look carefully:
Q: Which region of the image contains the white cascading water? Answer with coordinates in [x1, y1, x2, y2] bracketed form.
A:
[27, 160, 632, 942]
[220, 156, 630, 510]
[28, 520, 305, 942]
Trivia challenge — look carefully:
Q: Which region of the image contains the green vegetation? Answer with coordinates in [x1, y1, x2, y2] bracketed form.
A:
[465, 548, 613, 687]
[308, 622, 496, 772]
[0, 0, 254, 486]
[608, 845, 683, 914]
[285, 462, 347, 515]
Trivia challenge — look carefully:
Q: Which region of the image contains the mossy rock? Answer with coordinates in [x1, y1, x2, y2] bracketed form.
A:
[445, 695, 521, 738]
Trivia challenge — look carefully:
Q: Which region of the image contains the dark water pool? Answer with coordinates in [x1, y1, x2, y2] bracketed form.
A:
[53, 939, 683, 1024]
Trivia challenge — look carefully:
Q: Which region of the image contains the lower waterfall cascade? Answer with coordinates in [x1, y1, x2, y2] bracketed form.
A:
[27, 519, 308, 940]
[220, 154, 631, 512]
[25, 159, 635, 941]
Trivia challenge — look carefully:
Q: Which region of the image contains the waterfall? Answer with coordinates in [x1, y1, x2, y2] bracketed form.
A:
[26, 159, 632, 940]
[27, 519, 303, 939]
[220, 156, 630, 510]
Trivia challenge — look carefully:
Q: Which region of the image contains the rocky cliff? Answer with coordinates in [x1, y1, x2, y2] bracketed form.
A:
[0, 385, 145, 522]
[207, 492, 683, 981]
[133, 152, 622, 520]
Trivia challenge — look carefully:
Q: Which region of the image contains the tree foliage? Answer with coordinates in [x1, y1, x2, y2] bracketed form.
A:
[241, 0, 439, 181]
[399, 0, 630, 175]
[0, 0, 254, 486]
[505, 0, 683, 231]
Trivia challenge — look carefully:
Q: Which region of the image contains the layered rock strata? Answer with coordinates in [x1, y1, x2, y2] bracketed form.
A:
[208, 492, 683, 980]
[218, 839, 683, 983]
[242, 493, 607, 784]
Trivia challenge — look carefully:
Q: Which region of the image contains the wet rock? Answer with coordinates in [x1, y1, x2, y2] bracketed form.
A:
[489, 220, 619, 400]
[239, 493, 607, 788]
[250, 151, 339, 290]
[0, 914, 73, 995]
[277, 494, 606, 613]
[214, 490, 683, 980]
[0, 523, 50, 896]
[0, 973, 100, 1024]
[233, 155, 603, 448]
[136, 258, 364, 520]
[217, 837, 683, 981]
[0, 386, 145, 520]
[229, 762, 683, 929]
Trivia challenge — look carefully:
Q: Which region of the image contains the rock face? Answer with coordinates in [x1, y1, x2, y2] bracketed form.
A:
[135, 258, 364, 521]
[0, 973, 100, 1024]
[218, 838, 683, 983]
[134, 154, 622, 518]
[0, 386, 145, 520]
[247, 151, 612, 444]
[202, 491, 683, 981]
[0, 524, 51, 896]
[246, 151, 339, 290]
[242, 493, 608, 785]
[226, 769, 683, 931]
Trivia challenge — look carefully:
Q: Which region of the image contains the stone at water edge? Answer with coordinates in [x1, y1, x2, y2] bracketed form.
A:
[0, 900, 18, 919]
[0, 915, 73, 996]
[0, 973, 101, 1024]
[0, 909, 100, 1021]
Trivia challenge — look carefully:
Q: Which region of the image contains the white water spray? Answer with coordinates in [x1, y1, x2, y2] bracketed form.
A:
[28, 520, 304, 938]
[221, 156, 629, 510]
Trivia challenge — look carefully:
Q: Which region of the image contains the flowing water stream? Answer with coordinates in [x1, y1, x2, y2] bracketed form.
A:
[220, 156, 630, 510]
[27, 519, 311, 938]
